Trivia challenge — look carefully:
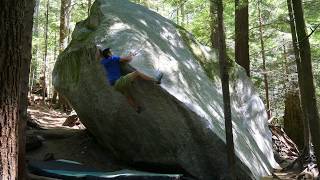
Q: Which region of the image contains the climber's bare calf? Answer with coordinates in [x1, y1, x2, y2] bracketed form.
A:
[113, 71, 163, 113]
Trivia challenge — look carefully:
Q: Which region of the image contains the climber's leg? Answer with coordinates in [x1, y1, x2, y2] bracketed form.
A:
[114, 73, 142, 113]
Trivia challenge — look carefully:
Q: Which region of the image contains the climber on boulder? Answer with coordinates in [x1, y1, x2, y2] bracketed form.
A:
[96, 46, 163, 113]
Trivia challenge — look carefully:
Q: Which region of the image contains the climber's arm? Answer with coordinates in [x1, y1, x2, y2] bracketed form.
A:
[120, 52, 136, 63]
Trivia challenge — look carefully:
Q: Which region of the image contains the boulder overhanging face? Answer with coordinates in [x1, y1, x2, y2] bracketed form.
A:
[53, 0, 278, 179]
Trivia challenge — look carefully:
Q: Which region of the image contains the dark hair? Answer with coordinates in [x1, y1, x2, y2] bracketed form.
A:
[102, 48, 112, 58]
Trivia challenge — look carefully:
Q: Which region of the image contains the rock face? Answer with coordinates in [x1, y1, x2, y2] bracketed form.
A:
[53, 0, 278, 179]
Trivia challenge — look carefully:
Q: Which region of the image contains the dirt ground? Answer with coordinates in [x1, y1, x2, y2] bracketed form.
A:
[26, 103, 318, 179]
[26, 104, 127, 172]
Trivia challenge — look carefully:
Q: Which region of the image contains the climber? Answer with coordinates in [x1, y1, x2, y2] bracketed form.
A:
[96, 46, 163, 113]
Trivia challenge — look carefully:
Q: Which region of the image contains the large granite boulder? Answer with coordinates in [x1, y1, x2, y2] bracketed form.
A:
[53, 0, 278, 179]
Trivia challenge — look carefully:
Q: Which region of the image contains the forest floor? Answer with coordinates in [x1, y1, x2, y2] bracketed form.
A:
[26, 103, 129, 179]
[26, 102, 318, 179]
[268, 125, 319, 179]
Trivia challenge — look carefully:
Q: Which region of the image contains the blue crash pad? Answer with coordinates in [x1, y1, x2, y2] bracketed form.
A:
[28, 159, 183, 179]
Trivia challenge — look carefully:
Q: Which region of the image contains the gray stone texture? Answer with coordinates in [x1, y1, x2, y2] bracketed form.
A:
[53, 0, 278, 179]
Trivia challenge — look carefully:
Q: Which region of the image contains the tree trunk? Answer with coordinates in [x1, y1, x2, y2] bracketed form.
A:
[54, 32, 58, 62]
[30, 70, 35, 96]
[258, 1, 271, 119]
[67, 12, 72, 44]
[57, 0, 72, 110]
[215, 0, 236, 178]
[33, 0, 40, 37]
[52, 30, 58, 104]
[31, 0, 40, 96]
[176, 7, 179, 25]
[0, 0, 34, 179]
[145, 0, 150, 8]
[42, 0, 50, 101]
[50, 32, 58, 103]
[287, 0, 301, 62]
[180, 0, 185, 26]
[282, 43, 288, 91]
[292, 0, 320, 167]
[284, 90, 305, 150]
[209, 0, 219, 49]
[32, 0, 40, 57]
[287, 0, 310, 156]
[88, 0, 92, 16]
[19, 1, 35, 178]
[235, 0, 249, 76]
[60, 0, 72, 52]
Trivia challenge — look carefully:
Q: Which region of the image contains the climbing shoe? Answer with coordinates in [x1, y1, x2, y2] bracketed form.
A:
[156, 72, 163, 84]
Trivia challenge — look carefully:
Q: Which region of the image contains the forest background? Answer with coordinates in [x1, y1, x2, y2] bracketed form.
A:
[31, 0, 320, 126]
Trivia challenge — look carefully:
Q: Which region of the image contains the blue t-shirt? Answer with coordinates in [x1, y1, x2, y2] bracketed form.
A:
[100, 56, 121, 85]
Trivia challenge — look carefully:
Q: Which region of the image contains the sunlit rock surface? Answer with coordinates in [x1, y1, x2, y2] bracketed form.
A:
[53, 0, 278, 179]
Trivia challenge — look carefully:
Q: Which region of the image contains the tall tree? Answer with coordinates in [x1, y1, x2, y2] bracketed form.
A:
[54, 32, 58, 62]
[88, 0, 92, 16]
[282, 43, 289, 90]
[60, 0, 72, 52]
[30, 0, 40, 95]
[55, 0, 72, 108]
[32, 0, 40, 57]
[235, 0, 249, 76]
[291, 0, 320, 168]
[180, 0, 185, 26]
[287, 0, 310, 155]
[42, 0, 50, 101]
[0, 0, 35, 179]
[176, 4, 179, 25]
[19, 0, 35, 178]
[33, 0, 40, 36]
[215, 0, 236, 178]
[209, 0, 218, 49]
[257, 1, 271, 119]
[283, 90, 305, 150]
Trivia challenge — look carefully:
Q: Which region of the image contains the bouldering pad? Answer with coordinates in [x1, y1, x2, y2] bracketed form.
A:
[28, 159, 183, 180]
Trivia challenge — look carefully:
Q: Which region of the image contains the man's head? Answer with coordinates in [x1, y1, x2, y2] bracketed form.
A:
[102, 48, 112, 58]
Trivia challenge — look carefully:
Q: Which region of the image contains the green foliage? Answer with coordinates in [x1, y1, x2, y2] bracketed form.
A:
[184, 2, 210, 45]
[32, 0, 320, 123]
[134, 0, 320, 122]
[31, 0, 89, 96]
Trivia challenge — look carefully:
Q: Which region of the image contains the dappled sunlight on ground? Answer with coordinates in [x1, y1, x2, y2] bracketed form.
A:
[28, 104, 85, 130]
